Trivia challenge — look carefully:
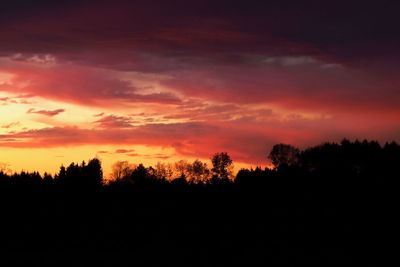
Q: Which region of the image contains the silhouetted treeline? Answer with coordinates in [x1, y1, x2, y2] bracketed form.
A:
[238, 139, 400, 186]
[0, 158, 103, 188]
[0, 139, 397, 265]
[2, 139, 398, 187]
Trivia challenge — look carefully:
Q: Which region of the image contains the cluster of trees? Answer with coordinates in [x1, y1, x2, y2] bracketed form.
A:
[268, 139, 400, 177]
[0, 152, 234, 187]
[0, 158, 103, 187]
[109, 152, 233, 185]
[55, 158, 103, 187]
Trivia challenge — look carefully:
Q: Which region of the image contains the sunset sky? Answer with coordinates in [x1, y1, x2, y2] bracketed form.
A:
[1, 0, 399, 176]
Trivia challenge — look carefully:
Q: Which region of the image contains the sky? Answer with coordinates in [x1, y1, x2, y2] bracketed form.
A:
[1, 0, 400, 176]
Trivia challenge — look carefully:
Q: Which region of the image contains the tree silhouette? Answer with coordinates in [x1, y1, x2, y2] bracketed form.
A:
[268, 143, 300, 169]
[55, 165, 67, 182]
[188, 159, 210, 184]
[129, 164, 149, 184]
[174, 160, 189, 179]
[154, 162, 174, 181]
[84, 158, 103, 186]
[0, 162, 12, 175]
[110, 161, 135, 181]
[55, 159, 103, 187]
[211, 152, 233, 182]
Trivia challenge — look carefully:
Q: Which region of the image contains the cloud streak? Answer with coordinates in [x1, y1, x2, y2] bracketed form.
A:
[1, 114, 399, 165]
[27, 108, 65, 117]
[94, 115, 136, 128]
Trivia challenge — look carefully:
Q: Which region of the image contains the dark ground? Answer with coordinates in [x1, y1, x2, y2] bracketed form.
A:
[0, 177, 393, 266]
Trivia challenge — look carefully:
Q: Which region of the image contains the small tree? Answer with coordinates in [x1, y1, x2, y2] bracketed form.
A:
[187, 159, 210, 184]
[55, 165, 67, 183]
[154, 162, 174, 181]
[174, 160, 189, 179]
[268, 143, 300, 169]
[211, 152, 233, 181]
[0, 162, 12, 175]
[84, 158, 103, 186]
[110, 161, 135, 181]
[129, 164, 149, 184]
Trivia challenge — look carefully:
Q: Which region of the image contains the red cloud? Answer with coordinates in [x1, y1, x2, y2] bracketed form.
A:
[27, 108, 65, 117]
[161, 64, 400, 114]
[1, 12, 399, 117]
[115, 149, 135, 154]
[0, 65, 182, 108]
[126, 153, 140, 157]
[26, 108, 65, 117]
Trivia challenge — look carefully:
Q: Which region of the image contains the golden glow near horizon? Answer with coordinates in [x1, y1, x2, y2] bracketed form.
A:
[0, 89, 252, 178]
[0, 59, 269, 177]
[0, 145, 252, 180]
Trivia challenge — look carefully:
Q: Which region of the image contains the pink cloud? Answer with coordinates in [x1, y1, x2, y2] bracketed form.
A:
[0, 64, 182, 108]
[115, 149, 135, 154]
[0, 95, 32, 105]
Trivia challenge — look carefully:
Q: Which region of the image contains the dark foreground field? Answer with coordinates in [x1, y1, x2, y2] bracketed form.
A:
[0, 140, 397, 265]
[0, 178, 394, 266]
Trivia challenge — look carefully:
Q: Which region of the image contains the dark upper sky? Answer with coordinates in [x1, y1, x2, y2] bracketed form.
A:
[1, 0, 399, 60]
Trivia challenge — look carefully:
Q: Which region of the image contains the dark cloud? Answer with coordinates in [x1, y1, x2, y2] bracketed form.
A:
[1, 0, 399, 68]
[1, 0, 399, 113]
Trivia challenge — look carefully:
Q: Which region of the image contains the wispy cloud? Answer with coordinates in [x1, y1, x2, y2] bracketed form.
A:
[1, 122, 20, 129]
